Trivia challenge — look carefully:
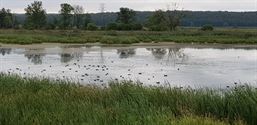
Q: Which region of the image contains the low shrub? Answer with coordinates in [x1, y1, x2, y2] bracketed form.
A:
[201, 25, 214, 31]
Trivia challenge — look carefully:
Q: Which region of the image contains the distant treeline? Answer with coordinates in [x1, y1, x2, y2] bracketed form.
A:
[14, 11, 257, 27]
[0, 1, 183, 31]
[1, 1, 257, 31]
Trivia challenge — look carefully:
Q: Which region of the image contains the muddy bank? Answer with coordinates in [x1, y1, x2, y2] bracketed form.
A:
[1, 42, 257, 50]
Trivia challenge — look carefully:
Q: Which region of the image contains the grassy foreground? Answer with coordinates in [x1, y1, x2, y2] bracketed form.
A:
[0, 28, 257, 44]
[0, 74, 256, 124]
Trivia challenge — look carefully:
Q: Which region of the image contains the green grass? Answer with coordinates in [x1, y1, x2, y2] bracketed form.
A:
[0, 74, 256, 124]
[0, 28, 257, 44]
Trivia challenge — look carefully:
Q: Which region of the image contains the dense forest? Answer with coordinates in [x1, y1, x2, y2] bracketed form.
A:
[14, 11, 257, 27]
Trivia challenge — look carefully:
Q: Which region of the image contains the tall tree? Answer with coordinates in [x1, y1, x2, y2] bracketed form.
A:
[166, 3, 184, 30]
[0, 8, 14, 28]
[59, 3, 74, 29]
[24, 1, 47, 29]
[147, 10, 168, 31]
[84, 13, 92, 29]
[147, 4, 183, 31]
[72, 5, 84, 29]
[116, 8, 135, 24]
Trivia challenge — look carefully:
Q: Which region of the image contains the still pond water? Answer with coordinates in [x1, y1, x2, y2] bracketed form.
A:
[0, 44, 257, 88]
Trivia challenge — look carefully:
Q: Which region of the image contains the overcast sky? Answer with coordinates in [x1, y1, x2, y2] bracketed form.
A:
[1, 0, 257, 13]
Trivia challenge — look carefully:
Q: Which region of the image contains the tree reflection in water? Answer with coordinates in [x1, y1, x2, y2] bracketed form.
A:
[60, 47, 83, 63]
[25, 54, 44, 64]
[166, 48, 188, 66]
[117, 49, 136, 58]
[24, 48, 46, 65]
[60, 53, 83, 63]
[147, 48, 167, 60]
[147, 48, 188, 65]
[60, 53, 74, 63]
[0, 48, 12, 56]
[24, 49, 45, 65]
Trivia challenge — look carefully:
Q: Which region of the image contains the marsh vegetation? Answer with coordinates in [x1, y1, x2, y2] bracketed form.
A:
[0, 28, 257, 44]
[1, 74, 256, 125]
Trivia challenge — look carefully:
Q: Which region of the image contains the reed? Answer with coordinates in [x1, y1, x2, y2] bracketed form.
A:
[0, 74, 255, 125]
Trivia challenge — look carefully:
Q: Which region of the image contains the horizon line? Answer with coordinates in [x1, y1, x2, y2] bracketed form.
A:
[10, 10, 257, 14]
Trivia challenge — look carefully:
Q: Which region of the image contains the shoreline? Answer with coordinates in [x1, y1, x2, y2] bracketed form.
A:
[1, 42, 257, 49]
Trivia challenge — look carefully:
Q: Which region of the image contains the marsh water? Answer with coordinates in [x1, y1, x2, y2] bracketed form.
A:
[0, 44, 257, 88]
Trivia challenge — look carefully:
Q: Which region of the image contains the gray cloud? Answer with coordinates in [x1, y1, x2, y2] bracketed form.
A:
[1, 0, 256, 13]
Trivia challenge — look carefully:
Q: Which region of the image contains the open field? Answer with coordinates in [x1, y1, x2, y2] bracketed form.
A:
[0, 28, 257, 44]
[0, 74, 256, 124]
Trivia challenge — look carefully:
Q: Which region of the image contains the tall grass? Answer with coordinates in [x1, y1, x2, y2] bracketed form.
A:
[0, 28, 257, 44]
[0, 74, 256, 124]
